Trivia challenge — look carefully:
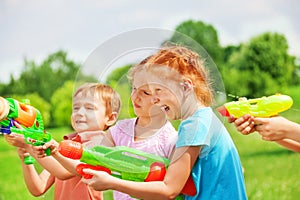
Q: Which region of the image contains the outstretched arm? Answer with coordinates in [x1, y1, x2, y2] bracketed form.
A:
[254, 116, 300, 143]
[17, 147, 55, 196]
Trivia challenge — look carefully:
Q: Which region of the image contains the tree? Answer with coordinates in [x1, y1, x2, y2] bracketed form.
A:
[223, 32, 299, 97]
[3, 50, 81, 102]
[169, 20, 223, 67]
[105, 65, 134, 119]
[11, 93, 51, 127]
[50, 81, 74, 127]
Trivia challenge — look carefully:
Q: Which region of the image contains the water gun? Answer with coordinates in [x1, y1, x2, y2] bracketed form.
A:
[217, 94, 293, 118]
[0, 96, 51, 164]
[58, 140, 197, 197]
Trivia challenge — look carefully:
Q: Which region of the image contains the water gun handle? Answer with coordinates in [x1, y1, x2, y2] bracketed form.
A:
[24, 156, 36, 165]
[76, 163, 111, 179]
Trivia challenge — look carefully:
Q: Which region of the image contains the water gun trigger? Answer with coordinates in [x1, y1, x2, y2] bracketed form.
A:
[76, 163, 111, 179]
[216, 106, 230, 117]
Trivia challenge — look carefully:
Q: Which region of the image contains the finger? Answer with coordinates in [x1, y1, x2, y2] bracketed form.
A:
[82, 168, 95, 175]
[261, 136, 272, 141]
[254, 124, 263, 132]
[227, 115, 236, 123]
[13, 121, 22, 129]
[253, 117, 268, 125]
[234, 114, 251, 126]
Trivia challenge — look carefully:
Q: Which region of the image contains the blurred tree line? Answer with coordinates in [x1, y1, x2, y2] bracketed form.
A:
[0, 20, 299, 128]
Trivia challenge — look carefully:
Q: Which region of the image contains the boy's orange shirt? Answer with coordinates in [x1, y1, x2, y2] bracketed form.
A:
[54, 132, 103, 200]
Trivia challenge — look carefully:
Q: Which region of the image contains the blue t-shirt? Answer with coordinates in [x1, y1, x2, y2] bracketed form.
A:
[177, 107, 247, 200]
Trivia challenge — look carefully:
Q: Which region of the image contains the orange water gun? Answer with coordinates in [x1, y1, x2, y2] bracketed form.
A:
[0, 97, 51, 164]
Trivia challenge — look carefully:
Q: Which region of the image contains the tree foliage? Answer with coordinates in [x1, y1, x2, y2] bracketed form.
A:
[11, 93, 51, 127]
[224, 32, 299, 97]
[50, 80, 74, 127]
[169, 20, 223, 67]
[3, 50, 81, 102]
[105, 65, 134, 119]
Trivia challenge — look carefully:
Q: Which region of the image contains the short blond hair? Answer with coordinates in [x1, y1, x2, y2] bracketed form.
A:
[73, 83, 121, 118]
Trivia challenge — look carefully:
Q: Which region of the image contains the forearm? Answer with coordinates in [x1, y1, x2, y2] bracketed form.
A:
[112, 178, 175, 200]
[276, 139, 300, 153]
[51, 151, 80, 176]
[25, 141, 74, 179]
[285, 122, 300, 143]
[21, 163, 53, 196]
[26, 146, 74, 179]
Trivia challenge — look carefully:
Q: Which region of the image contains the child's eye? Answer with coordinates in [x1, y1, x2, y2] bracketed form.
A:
[144, 91, 150, 95]
[73, 106, 80, 111]
[86, 106, 96, 110]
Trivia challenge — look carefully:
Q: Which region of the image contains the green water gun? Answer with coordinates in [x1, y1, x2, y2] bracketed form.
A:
[0, 96, 51, 164]
[58, 140, 197, 197]
[217, 94, 293, 118]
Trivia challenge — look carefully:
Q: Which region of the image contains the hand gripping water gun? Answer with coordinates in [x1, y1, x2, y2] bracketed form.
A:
[217, 94, 293, 118]
[58, 140, 197, 197]
[0, 97, 51, 164]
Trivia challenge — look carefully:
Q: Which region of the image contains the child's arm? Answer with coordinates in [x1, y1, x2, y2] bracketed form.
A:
[34, 131, 115, 176]
[28, 141, 75, 180]
[275, 139, 300, 153]
[82, 146, 201, 199]
[17, 147, 55, 196]
[232, 115, 300, 153]
[254, 116, 300, 142]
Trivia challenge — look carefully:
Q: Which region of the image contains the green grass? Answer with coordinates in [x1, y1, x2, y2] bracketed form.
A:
[2, 124, 300, 199]
[1, 86, 300, 199]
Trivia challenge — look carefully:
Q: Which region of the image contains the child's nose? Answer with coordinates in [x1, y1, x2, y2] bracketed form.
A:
[77, 107, 85, 115]
[152, 97, 160, 104]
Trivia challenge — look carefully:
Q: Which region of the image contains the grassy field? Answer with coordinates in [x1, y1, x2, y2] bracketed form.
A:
[0, 88, 299, 199]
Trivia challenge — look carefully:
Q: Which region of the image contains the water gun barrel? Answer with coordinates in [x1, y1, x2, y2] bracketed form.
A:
[58, 140, 197, 196]
[217, 94, 293, 118]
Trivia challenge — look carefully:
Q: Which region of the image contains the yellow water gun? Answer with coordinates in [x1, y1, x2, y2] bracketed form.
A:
[217, 94, 293, 118]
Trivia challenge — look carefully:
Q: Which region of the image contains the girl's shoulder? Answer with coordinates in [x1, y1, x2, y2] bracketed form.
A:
[114, 118, 136, 128]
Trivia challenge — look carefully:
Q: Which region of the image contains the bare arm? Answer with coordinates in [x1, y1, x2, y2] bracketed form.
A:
[275, 139, 300, 153]
[17, 148, 55, 196]
[255, 116, 300, 143]
[82, 146, 201, 200]
[28, 140, 75, 180]
[34, 131, 115, 176]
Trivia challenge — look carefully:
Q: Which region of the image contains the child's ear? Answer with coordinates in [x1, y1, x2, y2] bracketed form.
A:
[182, 79, 193, 91]
[105, 112, 118, 127]
[70, 115, 76, 129]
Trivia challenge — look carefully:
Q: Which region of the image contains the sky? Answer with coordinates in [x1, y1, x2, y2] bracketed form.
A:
[1, 0, 299, 83]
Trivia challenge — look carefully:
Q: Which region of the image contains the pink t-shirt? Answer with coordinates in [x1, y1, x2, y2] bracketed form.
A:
[109, 118, 178, 200]
[54, 133, 103, 200]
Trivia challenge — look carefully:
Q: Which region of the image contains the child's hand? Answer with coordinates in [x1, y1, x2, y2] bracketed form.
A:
[4, 133, 26, 148]
[232, 114, 256, 135]
[254, 116, 290, 141]
[17, 147, 30, 161]
[4, 121, 26, 148]
[81, 168, 113, 191]
[31, 139, 59, 158]
[79, 131, 114, 148]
